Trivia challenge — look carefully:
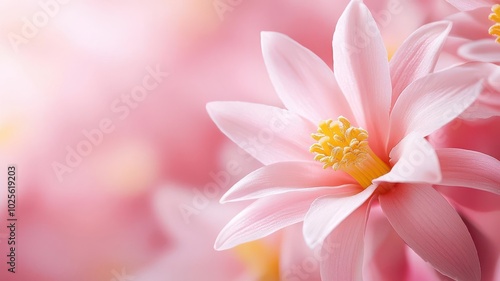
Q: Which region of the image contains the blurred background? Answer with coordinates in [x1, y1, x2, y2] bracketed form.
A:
[2, 0, 499, 281]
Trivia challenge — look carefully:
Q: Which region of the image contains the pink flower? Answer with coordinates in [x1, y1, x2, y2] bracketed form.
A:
[135, 184, 281, 281]
[445, 0, 500, 62]
[207, 0, 500, 280]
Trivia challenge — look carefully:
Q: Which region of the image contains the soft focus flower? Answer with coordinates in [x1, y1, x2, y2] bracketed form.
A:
[136, 184, 281, 281]
[207, 1, 500, 280]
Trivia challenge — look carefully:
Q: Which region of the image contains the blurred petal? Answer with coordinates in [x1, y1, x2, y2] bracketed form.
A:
[380, 184, 481, 281]
[390, 21, 451, 105]
[280, 224, 322, 281]
[376, 133, 441, 184]
[461, 82, 500, 119]
[388, 63, 484, 148]
[332, 0, 392, 155]
[303, 184, 376, 248]
[320, 201, 370, 281]
[261, 32, 354, 123]
[221, 161, 356, 202]
[207, 101, 314, 165]
[215, 187, 341, 250]
[436, 148, 500, 194]
[363, 206, 408, 281]
[446, 0, 494, 11]
[458, 39, 500, 63]
[447, 8, 492, 40]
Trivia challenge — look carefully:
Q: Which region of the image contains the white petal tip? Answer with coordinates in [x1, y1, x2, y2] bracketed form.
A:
[213, 238, 230, 251]
[219, 194, 230, 204]
[205, 101, 219, 115]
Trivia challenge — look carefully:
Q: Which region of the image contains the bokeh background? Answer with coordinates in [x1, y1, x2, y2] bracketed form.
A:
[1, 0, 498, 281]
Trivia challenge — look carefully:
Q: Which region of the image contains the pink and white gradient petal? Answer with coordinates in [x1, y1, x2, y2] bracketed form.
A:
[280, 224, 322, 281]
[388, 64, 484, 149]
[363, 206, 408, 281]
[319, 201, 370, 281]
[215, 186, 359, 250]
[303, 184, 377, 248]
[375, 133, 441, 184]
[447, 8, 490, 41]
[261, 32, 354, 124]
[446, 0, 496, 11]
[221, 161, 356, 203]
[206, 101, 315, 165]
[458, 39, 500, 63]
[380, 184, 481, 281]
[390, 21, 452, 105]
[436, 148, 500, 194]
[332, 0, 392, 155]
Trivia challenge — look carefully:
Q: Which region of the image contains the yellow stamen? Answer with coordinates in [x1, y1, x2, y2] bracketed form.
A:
[489, 4, 500, 44]
[309, 117, 390, 188]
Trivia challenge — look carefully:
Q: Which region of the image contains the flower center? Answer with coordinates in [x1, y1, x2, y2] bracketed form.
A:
[309, 116, 390, 188]
[489, 4, 500, 43]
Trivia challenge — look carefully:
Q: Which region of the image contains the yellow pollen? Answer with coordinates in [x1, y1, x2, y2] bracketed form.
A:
[489, 4, 500, 43]
[309, 116, 390, 188]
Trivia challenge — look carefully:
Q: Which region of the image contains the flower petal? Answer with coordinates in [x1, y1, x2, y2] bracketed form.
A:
[447, 8, 492, 40]
[388, 63, 485, 149]
[221, 161, 356, 203]
[375, 133, 441, 184]
[261, 32, 354, 124]
[363, 206, 408, 281]
[461, 82, 500, 120]
[458, 39, 500, 63]
[214, 187, 357, 250]
[303, 184, 376, 248]
[436, 148, 500, 194]
[319, 201, 370, 281]
[390, 21, 451, 105]
[380, 183, 481, 281]
[280, 224, 322, 281]
[332, 0, 392, 155]
[446, 0, 495, 11]
[206, 101, 314, 165]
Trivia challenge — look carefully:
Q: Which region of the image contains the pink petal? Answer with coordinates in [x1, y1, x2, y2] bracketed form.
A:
[390, 21, 451, 106]
[280, 224, 322, 281]
[303, 184, 376, 248]
[461, 83, 500, 119]
[261, 32, 354, 124]
[332, 0, 392, 156]
[388, 64, 484, 149]
[436, 148, 500, 194]
[458, 39, 500, 63]
[446, 0, 495, 11]
[447, 8, 492, 40]
[206, 101, 315, 165]
[376, 133, 441, 184]
[460, 63, 500, 119]
[319, 201, 370, 281]
[221, 161, 356, 202]
[363, 206, 408, 281]
[214, 187, 350, 250]
[380, 183, 481, 281]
